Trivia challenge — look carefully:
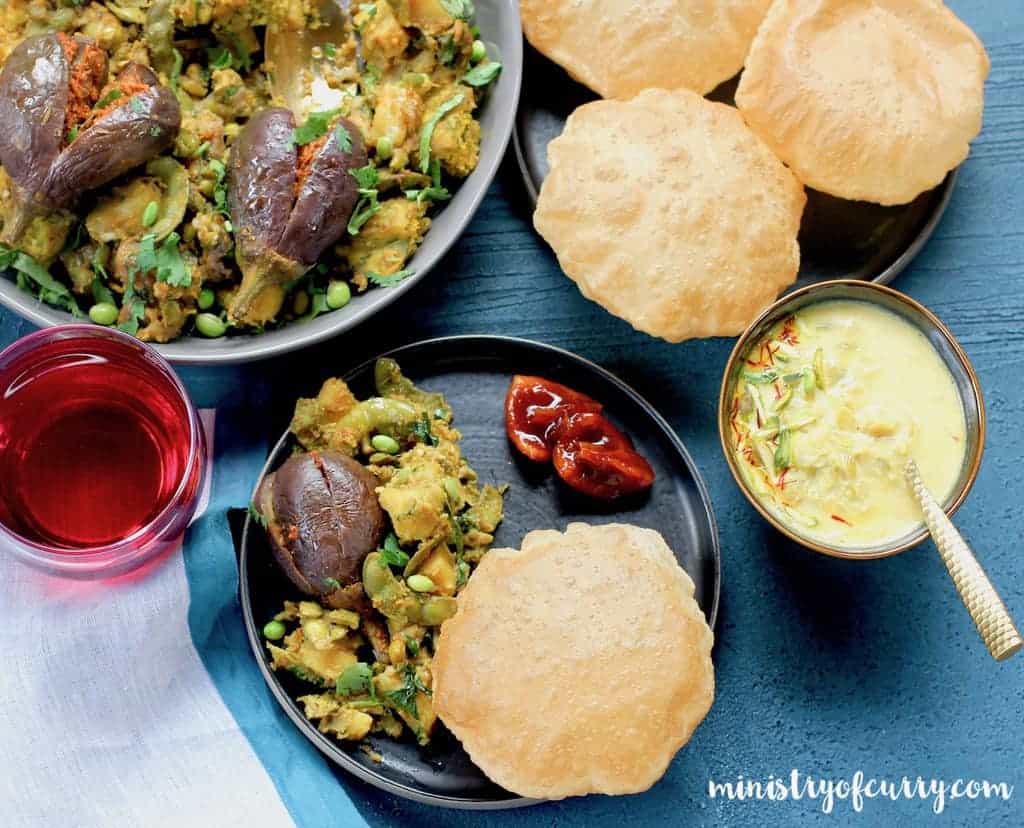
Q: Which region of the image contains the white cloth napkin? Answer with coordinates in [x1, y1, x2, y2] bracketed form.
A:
[0, 412, 295, 828]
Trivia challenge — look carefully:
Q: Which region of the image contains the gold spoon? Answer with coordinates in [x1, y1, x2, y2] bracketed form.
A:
[904, 459, 1022, 661]
[265, 0, 350, 118]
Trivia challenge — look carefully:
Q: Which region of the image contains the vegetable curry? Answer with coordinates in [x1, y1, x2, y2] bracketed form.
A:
[258, 359, 504, 745]
[0, 0, 500, 342]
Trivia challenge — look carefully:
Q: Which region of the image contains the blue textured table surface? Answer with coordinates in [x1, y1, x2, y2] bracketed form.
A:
[3, 2, 1021, 824]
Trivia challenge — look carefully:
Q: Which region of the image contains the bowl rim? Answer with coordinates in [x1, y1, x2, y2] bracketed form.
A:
[0, 0, 524, 365]
[717, 278, 985, 560]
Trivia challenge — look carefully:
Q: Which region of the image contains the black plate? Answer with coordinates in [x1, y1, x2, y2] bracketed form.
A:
[239, 335, 721, 809]
[513, 44, 956, 289]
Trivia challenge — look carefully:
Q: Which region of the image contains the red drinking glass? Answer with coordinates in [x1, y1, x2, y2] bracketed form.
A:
[0, 325, 207, 578]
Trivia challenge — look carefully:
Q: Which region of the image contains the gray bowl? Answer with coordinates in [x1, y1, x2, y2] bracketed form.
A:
[0, 1, 523, 365]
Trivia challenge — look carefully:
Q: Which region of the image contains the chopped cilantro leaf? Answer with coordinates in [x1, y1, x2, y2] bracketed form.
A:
[3, 246, 82, 316]
[227, 33, 252, 73]
[289, 664, 321, 684]
[91, 268, 115, 306]
[366, 269, 414, 288]
[334, 123, 353, 153]
[136, 232, 192, 288]
[302, 285, 331, 321]
[462, 61, 502, 87]
[411, 413, 438, 446]
[451, 513, 464, 556]
[349, 164, 379, 191]
[290, 108, 342, 147]
[348, 196, 380, 235]
[118, 296, 146, 335]
[448, 504, 471, 588]
[347, 165, 381, 235]
[378, 533, 409, 568]
[66, 125, 79, 143]
[208, 159, 230, 217]
[247, 503, 268, 528]
[387, 663, 430, 718]
[170, 48, 183, 90]
[406, 158, 452, 203]
[117, 256, 146, 335]
[323, 42, 337, 59]
[207, 46, 233, 70]
[405, 185, 451, 204]
[419, 94, 464, 173]
[206, 38, 251, 74]
[446, 501, 471, 579]
[129, 96, 145, 114]
[455, 558, 469, 588]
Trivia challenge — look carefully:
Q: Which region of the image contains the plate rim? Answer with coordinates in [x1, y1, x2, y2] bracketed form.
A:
[238, 333, 722, 809]
[510, 53, 958, 288]
[0, 0, 524, 366]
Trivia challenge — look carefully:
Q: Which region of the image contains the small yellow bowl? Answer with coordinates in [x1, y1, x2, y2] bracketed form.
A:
[717, 279, 985, 560]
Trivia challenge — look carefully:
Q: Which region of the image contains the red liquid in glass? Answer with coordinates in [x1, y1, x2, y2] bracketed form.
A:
[0, 337, 192, 549]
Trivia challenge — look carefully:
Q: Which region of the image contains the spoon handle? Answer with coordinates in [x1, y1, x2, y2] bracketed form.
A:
[905, 460, 1022, 661]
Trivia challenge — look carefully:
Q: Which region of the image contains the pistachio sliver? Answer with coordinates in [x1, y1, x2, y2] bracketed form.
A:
[813, 348, 825, 389]
[742, 368, 779, 384]
[802, 367, 816, 394]
[774, 426, 792, 472]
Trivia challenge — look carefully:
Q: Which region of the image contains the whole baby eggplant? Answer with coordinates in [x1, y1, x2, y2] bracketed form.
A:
[0, 33, 70, 218]
[255, 450, 385, 608]
[0, 33, 180, 243]
[44, 64, 180, 208]
[227, 107, 367, 325]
